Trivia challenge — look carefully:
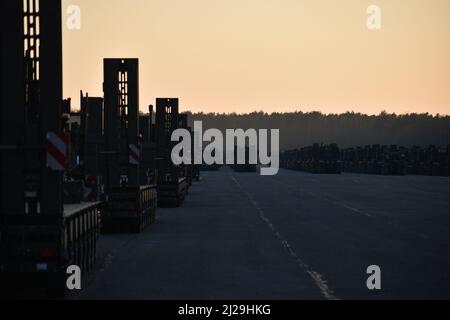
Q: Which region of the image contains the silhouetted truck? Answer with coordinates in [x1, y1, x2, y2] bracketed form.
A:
[101, 59, 157, 232]
[280, 144, 341, 174]
[341, 145, 405, 175]
[139, 106, 159, 187]
[178, 114, 194, 188]
[0, 0, 101, 298]
[102, 186, 156, 232]
[0, 202, 101, 297]
[79, 91, 106, 196]
[155, 98, 187, 206]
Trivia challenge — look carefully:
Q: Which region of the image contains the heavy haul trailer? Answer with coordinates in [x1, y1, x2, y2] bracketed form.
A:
[139, 105, 158, 186]
[80, 92, 105, 179]
[155, 179, 187, 207]
[293, 144, 339, 174]
[155, 98, 187, 207]
[102, 186, 156, 233]
[0, 0, 101, 298]
[76, 92, 106, 201]
[178, 113, 195, 187]
[341, 145, 406, 175]
[379, 145, 406, 176]
[407, 145, 450, 177]
[102, 59, 157, 233]
[0, 202, 100, 298]
[280, 144, 341, 174]
[280, 149, 300, 170]
[187, 125, 201, 182]
[308, 143, 341, 174]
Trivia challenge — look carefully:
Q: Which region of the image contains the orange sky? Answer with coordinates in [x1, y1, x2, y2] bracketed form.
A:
[62, 0, 450, 115]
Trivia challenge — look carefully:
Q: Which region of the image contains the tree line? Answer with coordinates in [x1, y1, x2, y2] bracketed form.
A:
[186, 111, 450, 151]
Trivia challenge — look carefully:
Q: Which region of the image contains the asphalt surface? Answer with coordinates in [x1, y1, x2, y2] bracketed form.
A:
[71, 167, 450, 300]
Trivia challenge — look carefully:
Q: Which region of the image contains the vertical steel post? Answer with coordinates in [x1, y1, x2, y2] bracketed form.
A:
[0, 0, 63, 217]
[103, 59, 140, 189]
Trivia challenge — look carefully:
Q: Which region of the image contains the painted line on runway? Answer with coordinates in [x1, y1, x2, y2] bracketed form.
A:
[273, 179, 449, 248]
[230, 174, 338, 300]
[275, 179, 373, 218]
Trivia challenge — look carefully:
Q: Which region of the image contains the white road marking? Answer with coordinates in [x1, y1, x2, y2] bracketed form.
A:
[273, 179, 449, 248]
[275, 180, 373, 218]
[230, 174, 338, 300]
[337, 203, 372, 218]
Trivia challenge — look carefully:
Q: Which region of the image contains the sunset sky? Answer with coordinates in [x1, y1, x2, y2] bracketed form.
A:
[62, 0, 450, 115]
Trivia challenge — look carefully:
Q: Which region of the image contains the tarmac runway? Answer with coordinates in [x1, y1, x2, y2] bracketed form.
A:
[72, 167, 450, 300]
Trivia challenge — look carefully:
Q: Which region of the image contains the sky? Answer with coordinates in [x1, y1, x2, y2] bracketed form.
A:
[62, 0, 450, 115]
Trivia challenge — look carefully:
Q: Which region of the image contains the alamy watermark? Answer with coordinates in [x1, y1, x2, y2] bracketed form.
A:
[65, 5, 382, 31]
[367, 5, 382, 30]
[366, 265, 382, 290]
[66, 265, 81, 290]
[66, 5, 81, 30]
[171, 121, 280, 176]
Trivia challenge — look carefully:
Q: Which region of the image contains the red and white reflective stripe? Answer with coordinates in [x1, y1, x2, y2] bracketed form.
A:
[83, 175, 98, 201]
[129, 143, 140, 165]
[83, 185, 93, 201]
[47, 132, 69, 171]
[85, 175, 95, 200]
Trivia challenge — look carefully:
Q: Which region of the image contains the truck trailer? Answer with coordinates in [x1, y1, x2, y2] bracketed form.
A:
[0, 0, 101, 298]
[155, 98, 187, 207]
[101, 59, 157, 233]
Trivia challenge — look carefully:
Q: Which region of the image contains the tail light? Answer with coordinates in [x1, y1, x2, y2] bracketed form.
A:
[128, 203, 137, 211]
[41, 247, 55, 259]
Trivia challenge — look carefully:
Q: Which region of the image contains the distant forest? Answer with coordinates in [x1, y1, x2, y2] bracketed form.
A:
[186, 111, 450, 151]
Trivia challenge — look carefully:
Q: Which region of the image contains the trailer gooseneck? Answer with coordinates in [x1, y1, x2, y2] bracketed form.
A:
[101, 59, 157, 233]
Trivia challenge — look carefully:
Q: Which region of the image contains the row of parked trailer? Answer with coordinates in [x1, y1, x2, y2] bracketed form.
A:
[0, 1, 201, 298]
[281, 144, 450, 176]
[280, 144, 342, 174]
